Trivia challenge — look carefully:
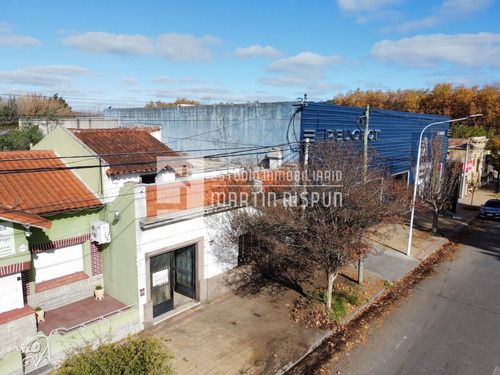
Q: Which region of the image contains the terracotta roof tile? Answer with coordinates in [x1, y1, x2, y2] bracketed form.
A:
[0, 150, 102, 215]
[0, 206, 52, 229]
[70, 128, 189, 176]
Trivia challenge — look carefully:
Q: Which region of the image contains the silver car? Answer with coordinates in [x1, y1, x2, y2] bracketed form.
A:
[479, 199, 500, 219]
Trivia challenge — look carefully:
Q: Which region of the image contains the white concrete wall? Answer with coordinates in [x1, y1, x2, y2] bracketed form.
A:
[132, 183, 238, 327]
[104, 170, 175, 203]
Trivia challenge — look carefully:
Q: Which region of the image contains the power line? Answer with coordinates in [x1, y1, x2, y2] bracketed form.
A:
[0, 141, 301, 175]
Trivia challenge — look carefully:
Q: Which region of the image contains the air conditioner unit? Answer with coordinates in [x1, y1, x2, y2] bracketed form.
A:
[90, 221, 111, 244]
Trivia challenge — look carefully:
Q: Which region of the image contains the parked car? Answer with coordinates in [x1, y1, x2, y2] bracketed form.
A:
[479, 199, 500, 219]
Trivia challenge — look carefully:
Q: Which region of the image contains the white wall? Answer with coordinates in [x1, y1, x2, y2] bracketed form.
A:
[103, 169, 175, 203]
[132, 184, 238, 327]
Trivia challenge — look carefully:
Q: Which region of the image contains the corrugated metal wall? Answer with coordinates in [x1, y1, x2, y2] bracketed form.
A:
[301, 102, 450, 180]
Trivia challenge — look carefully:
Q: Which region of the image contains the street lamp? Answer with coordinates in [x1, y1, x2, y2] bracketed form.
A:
[406, 114, 483, 256]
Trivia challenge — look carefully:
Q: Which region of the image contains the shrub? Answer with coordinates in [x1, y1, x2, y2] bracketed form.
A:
[290, 285, 363, 328]
[55, 335, 174, 375]
[327, 286, 361, 322]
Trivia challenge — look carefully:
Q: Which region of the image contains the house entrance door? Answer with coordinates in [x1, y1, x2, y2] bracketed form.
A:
[174, 245, 196, 299]
[150, 252, 173, 318]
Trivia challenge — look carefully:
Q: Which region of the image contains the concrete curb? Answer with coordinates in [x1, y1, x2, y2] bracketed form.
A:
[417, 212, 478, 261]
[277, 286, 387, 375]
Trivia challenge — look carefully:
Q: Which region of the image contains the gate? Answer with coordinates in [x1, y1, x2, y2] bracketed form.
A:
[22, 334, 50, 373]
[0, 334, 50, 374]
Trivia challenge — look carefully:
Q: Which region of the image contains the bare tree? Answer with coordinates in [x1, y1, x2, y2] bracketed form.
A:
[218, 141, 411, 309]
[421, 136, 462, 233]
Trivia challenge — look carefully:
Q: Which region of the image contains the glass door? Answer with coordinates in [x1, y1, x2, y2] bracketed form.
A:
[150, 252, 173, 317]
[174, 245, 196, 299]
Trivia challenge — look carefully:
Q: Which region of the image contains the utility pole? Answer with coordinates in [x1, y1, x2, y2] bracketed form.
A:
[363, 105, 369, 180]
[304, 137, 310, 168]
[358, 104, 369, 285]
[496, 153, 500, 194]
[460, 139, 470, 199]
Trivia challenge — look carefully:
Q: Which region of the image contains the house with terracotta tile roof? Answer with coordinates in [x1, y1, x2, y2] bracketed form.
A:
[35, 126, 189, 203]
[0, 150, 139, 373]
[33, 126, 280, 330]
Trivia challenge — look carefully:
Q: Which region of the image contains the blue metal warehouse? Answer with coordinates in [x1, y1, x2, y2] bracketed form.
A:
[300, 102, 450, 181]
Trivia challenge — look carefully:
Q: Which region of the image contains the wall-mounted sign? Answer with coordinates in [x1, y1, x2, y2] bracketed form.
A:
[305, 128, 381, 142]
[463, 160, 473, 172]
[152, 268, 169, 287]
[0, 222, 15, 258]
[326, 129, 381, 141]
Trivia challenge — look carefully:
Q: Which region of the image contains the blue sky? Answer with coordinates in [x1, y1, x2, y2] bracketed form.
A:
[0, 0, 499, 111]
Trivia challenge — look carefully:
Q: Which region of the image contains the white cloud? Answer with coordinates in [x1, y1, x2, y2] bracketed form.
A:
[179, 77, 205, 84]
[178, 85, 229, 95]
[234, 45, 284, 59]
[122, 78, 139, 85]
[0, 22, 42, 47]
[396, 0, 493, 32]
[259, 76, 309, 87]
[267, 52, 345, 80]
[62, 31, 221, 62]
[441, 0, 493, 17]
[337, 0, 400, 11]
[370, 33, 500, 68]
[305, 82, 350, 99]
[154, 85, 230, 103]
[337, 1, 404, 25]
[63, 32, 155, 55]
[152, 76, 176, 84]
[155, 33, 221, 62]
[0, 65, 90, 86]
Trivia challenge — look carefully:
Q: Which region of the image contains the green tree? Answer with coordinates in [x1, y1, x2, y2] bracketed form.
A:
[146, 98, 201, 107]
[0, 125, 44, 151]
[0, 96, 18, 128]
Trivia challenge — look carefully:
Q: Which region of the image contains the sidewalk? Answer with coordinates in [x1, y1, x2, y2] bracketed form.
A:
[151, 182, 498, 375]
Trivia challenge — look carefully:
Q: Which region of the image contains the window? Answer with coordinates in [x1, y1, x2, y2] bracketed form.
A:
[393, 171, 409, 182]
[141, 173, 157, 184]
[33, 243, 84, 283]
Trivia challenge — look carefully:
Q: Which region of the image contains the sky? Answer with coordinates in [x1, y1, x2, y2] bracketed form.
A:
[0, 0, 499, 112]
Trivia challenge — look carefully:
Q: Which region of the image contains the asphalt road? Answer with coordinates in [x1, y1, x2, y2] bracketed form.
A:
[329, 218, 500, 375]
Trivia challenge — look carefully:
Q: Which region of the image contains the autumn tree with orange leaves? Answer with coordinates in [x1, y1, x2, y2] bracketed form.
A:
[331, 83, 499, 137]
